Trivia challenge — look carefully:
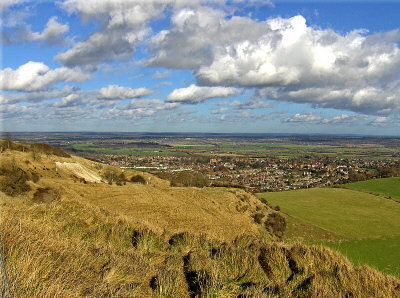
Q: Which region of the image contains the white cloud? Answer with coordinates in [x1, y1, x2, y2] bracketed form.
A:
[283, 113, 323, 123]
[101, 99, 179, 119]
[11, 16, 69, 44]
[0, 0, 25, 12]
[56, 27, 149, 67]
[228, 92, 273, 110]
[57, 0, 171, 67]
[98, 85, 153, 100]
[0, 61, 91, 91]
[27, 17, 69, 44]
[369, 117, 391, 127]
[283, 113, 363, 125]
[152, 70, 171, 79]
[261, 83, 400, 115]
[167, 84, 242, 103]
[149, 8, 400, 115]
[149, 6, 268, 69]
[0, 86, 77, 104]
[196, 16, 400, 88]
[211, 107, 229, 114]
[52, 94, 81, 108]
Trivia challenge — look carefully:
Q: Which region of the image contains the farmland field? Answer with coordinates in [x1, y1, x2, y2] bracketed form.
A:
[257, 186, 400, 277]
[319, 236, 400, 278]
[341, 177, 400, 201]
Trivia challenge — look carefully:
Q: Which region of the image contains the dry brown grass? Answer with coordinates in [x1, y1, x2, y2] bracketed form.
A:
[0, 196, 398, 297]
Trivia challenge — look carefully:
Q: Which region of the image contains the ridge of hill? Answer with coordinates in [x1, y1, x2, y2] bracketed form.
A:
[0, 140, 399, 297]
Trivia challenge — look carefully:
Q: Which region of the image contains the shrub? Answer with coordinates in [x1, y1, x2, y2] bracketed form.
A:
[264, 212, 287, 239]
[153, 171, 209, 188]
[0, 167, 31, 196]
[32, 187, 61, 203]
[130, 175, 147, 184]
[252, 212, 265, 224]
[103, 167, 126, 185]
[31, 172, 40, 183]
[161, 171, 209, 187]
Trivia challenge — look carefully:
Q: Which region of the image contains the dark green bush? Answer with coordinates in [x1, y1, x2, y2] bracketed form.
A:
[31, 172, 40, 183]
[264, 212, 287, 239]
[103, 168, 126, 185]
[130, 175, 146, 184]
[252, 212, 265, 224]
[0, 167, 31, 196]
[154, 171, 209, 188]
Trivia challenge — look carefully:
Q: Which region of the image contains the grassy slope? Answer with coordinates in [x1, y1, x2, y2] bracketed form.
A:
[258, 187, 400, 277]
[2, 195, 399, 297]
[0, 149, 267, 242]
[341, 177, 400, 201]
[258, 188, 400, 239]
[320, 236, 400, 278]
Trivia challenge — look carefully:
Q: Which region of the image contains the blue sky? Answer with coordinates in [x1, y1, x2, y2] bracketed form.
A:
[1, 0, 400, 134]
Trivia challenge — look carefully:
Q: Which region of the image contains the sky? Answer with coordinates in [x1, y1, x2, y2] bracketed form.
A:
[1, 0, 400, 135]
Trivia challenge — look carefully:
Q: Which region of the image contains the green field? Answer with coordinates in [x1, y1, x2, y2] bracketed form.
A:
[341, 177, 400, 201]
[257, 187, 400, 277]
[319, 236, 400, 277]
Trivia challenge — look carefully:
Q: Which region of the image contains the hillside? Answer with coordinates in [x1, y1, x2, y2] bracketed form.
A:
[258, 187, 400, 277]
[0, 141, 273, 241]
[1, 141, 399, 297]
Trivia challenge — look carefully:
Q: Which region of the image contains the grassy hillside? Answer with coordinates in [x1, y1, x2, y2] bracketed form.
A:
[1, 141, 399, 296]
[341, 177, 400, 201]
[320, 236, 400, 278]
[0, 142, 273, 242]
[2, 195, 399, 297]
[258, 188, 400, 239]
[258, 187, 400, 277]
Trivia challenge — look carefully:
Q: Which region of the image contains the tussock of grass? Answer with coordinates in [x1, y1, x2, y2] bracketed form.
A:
[1, 198, 399, 297]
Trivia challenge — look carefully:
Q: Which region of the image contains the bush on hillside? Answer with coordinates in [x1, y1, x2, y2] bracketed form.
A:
[0, 166, 31, 196]
[265, 212, 287, 239]
[210, 180, 246, 189]
[32, 187, 61, 203]
[30, 172, 40, 183]
[102, 167, 126, 185]
[130, 175, 147, 184]
[154, 171, 209, 188]
[252, 212, 265, 224]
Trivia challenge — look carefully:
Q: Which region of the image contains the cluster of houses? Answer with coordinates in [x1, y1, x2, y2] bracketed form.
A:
[91, 153, 399, 192]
